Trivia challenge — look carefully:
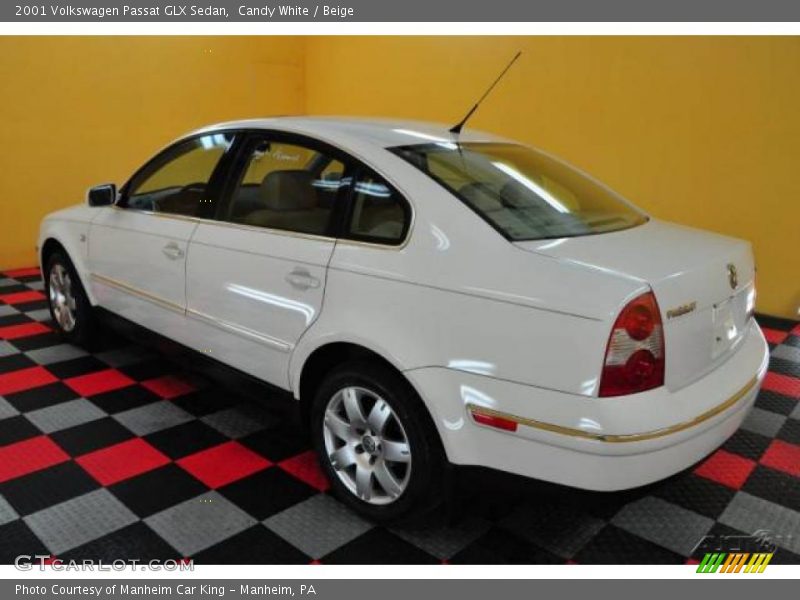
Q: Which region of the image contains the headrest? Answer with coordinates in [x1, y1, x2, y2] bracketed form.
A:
[260, 170, 317, 211]
[459, 182, 503, 213]
[500, 180, 534, 208]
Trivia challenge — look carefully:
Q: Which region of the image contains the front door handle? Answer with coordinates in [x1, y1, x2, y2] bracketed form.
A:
[162, 242, 185, 260]
[285, 268, 320, 290]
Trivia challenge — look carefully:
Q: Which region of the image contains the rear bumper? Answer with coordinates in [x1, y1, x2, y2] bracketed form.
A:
[405, 320, 769, 491]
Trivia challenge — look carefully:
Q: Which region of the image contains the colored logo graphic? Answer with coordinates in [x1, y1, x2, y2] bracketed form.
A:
[692, 529, 786, 574]
[696, 552, 773, 573]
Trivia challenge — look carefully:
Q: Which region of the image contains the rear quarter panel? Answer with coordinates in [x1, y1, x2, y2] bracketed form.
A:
[290, 158, 645, 398]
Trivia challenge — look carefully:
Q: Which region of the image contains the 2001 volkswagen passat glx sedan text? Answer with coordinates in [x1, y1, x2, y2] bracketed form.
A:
[39, 117, 769, 521]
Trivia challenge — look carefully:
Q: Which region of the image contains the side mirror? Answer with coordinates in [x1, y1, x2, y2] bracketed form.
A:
[87, 183, 116, 207]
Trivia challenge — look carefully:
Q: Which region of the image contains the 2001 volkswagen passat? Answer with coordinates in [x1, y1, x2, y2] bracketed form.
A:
[39, 117, 769, 521]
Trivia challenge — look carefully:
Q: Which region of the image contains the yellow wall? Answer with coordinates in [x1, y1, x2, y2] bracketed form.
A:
[305, 37, 800, 319]
[0, 36, 305, 269]
[1, 36, 798, 318]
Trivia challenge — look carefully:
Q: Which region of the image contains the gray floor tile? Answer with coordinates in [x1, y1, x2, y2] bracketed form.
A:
[0, 306, 19, 320]
[26, 281, 45, 291]
[499, 501, 605, 558]
[0, 340, 20, 357]
[145, 491, 255, 556]
[201, 406, 269, 439]
[0, 494, 18, 526]
[24, 308, 53, 322]
[772, 344, 800, 365]
[392, 517, 491, 559]
[792, 402, 800, 421]
[612, 496, 714, 556]
[264, 494, 372, 559]
[23, 489, 137, 554]
[741, 407, 787, 438]
[719, 492, 800, 555]
[25, 344, 88, 365]
[0, 397, 19, 419]
[26, 398, 106, 433]
[113, 400, 193, 436]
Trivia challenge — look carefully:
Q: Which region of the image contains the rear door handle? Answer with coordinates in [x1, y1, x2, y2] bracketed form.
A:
[285, 268, 320, 290]
[162, 242, 185, 260]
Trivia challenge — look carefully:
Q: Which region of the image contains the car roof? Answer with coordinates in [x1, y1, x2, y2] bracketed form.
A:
[190, 116, 510, 149]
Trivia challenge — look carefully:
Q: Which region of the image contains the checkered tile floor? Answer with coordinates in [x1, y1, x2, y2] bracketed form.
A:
[1, 266, 799, 564]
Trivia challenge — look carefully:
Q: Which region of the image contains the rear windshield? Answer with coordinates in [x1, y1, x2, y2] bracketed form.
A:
[392, 142, 647, 241]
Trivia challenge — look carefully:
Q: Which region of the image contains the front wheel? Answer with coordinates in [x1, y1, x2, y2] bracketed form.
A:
[311, 361, 445, 523]
[45, 251, 95, 346]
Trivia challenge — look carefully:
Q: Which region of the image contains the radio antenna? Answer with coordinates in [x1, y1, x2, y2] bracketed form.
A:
[449, 51, 522, 135]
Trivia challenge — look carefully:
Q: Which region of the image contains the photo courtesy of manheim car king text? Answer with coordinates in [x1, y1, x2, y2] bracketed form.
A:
[0, 0, 799, 596]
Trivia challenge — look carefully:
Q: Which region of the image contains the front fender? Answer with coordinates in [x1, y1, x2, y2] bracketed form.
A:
[38, 215, 96, 305]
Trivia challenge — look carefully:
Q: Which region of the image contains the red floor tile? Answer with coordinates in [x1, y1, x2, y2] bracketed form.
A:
[0, 365, 58, 396]
[141, 375, 196, 400]
[278, 450, 330, 491]
[64, 369, 135, 397]
[694, 449, 756, 489]
[762, 328, 789, 345]
[177, 441, 271, 489]
[762, 372, 800, 399]
[3, 267, 41, 278]
[0, 322, 51, 340]
[0, 436, 69, 483]
[760, 440, 800, 478]
[0, 290, 46, 305]
[76, 438, 171, 486]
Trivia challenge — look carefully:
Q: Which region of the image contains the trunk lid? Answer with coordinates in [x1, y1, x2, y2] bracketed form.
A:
[515, 219, 756, 391]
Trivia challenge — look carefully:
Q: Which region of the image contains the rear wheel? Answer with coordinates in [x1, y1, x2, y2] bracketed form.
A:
[45, 251, 95, 346]
[311, 361, 444, 523]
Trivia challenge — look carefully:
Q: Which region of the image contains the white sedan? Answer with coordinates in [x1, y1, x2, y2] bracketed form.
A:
[38, 117, 769, 521]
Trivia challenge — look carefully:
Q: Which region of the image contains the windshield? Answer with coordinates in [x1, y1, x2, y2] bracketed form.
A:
[392, 142, 647, 241]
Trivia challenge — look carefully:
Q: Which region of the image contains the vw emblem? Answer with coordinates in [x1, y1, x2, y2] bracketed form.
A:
[727, 263, 738, 290]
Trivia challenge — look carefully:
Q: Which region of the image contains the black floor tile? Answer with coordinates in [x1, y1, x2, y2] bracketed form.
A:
[0, 415, 41, 446]
[574, 524, 684, 564]
[450, 527, 564, 564]
[723, 428, 773, 461]
[0, 520, 51, 563]
[755, 390, 799, 416]
[145, 420, 228, 460]
[61, 522, 179, 562]
[239, 428, 310, 463]
[0, 461, 99, 516]
[322, 528, 438, 564]
[46, 356, 108, 379]
[742, 465, 800, 512]
[652, 473, 736, 520]
[218, 468, 316, 521]
[88, 385, 161, 414]
[193, 525, 309, 564]
[49, 417, 135, 457]
[4, 382, 80, 413]
[109, 464, 208, 518]
[0, 353, 36, 374]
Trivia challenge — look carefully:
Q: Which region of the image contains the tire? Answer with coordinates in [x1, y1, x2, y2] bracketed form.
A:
[44, 251, 96, 347]
[311, 360, 445, 523]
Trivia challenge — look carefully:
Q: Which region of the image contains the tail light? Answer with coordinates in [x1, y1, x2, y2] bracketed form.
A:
[599, 291, 665, 397]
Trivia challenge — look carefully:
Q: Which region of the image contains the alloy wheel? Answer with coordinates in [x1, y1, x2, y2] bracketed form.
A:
[48, 263, 77, 332]
[322, 386, 412, 505]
